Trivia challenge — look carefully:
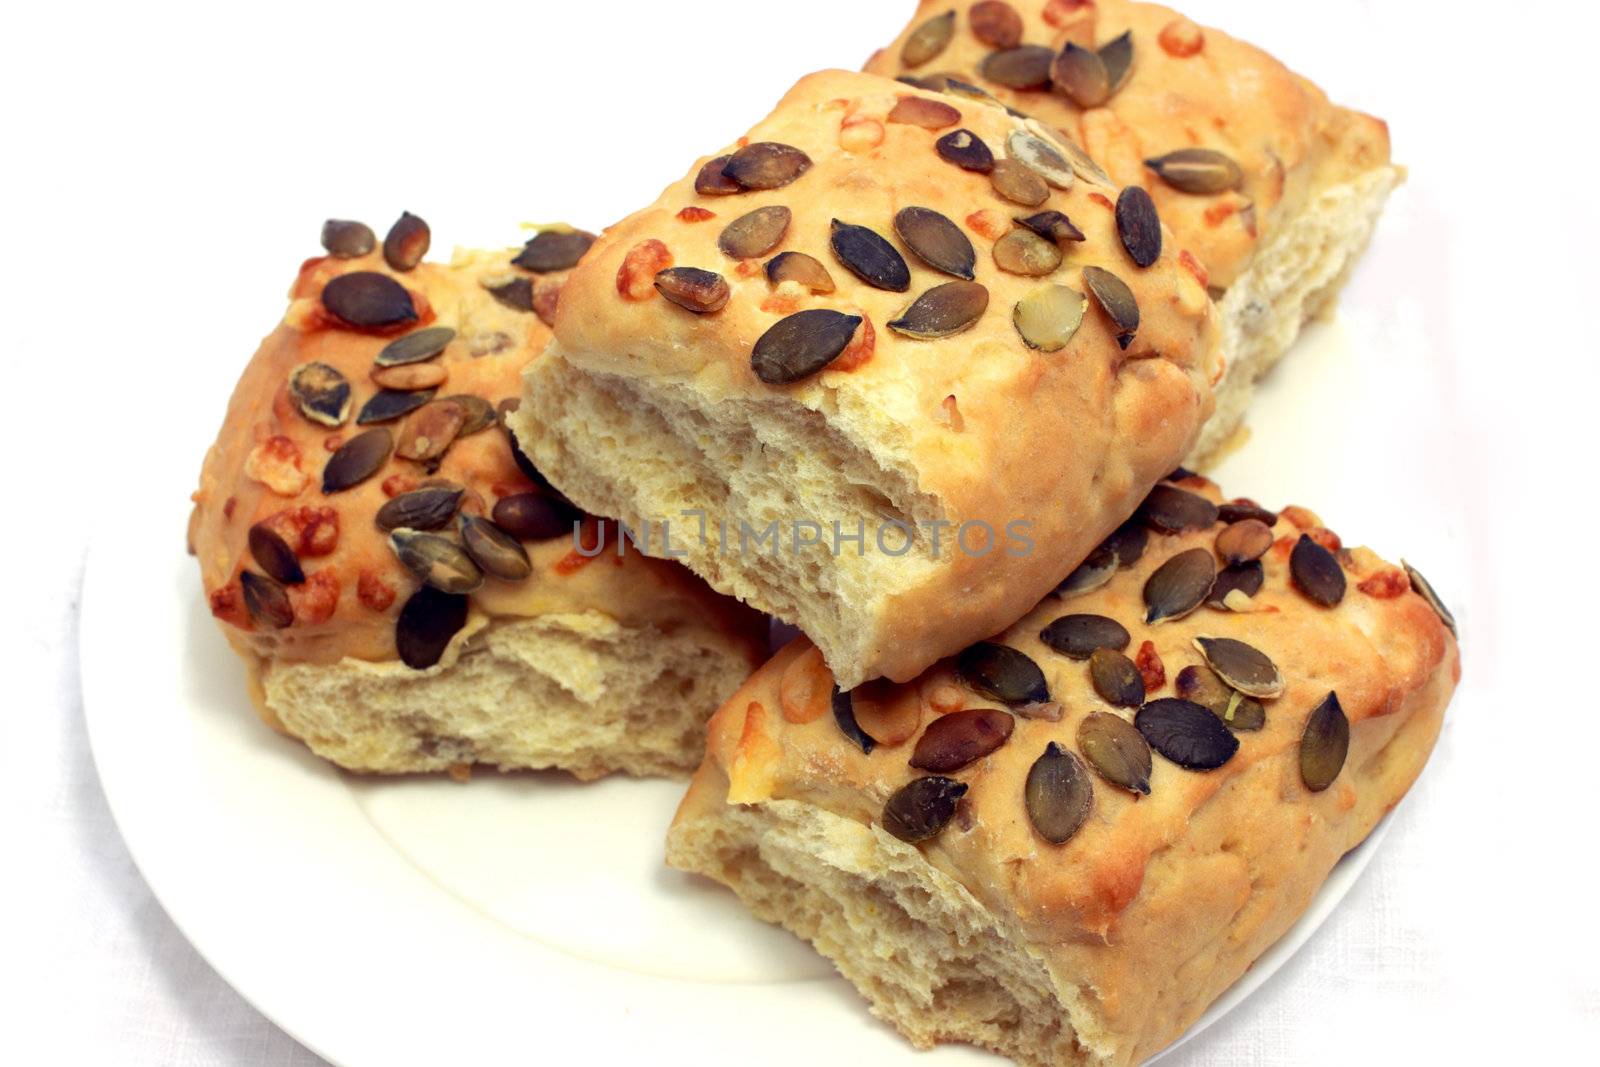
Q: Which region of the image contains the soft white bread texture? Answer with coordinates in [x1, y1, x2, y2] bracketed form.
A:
[866, 0, 1400, 462]
[192, 241, 766, 780]
[515, 70, 1220, 689]
[669, 474, 1458, 1065]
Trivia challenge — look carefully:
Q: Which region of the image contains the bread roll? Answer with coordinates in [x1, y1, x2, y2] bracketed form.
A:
[668, 472, 1458, 1065]
[191, 220, 766, 779]
[866, 0, 1400, 462]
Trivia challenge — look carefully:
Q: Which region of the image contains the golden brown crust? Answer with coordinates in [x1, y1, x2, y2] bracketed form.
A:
[866, 0, 1393, 290]
[676, 473, 1457, 1062]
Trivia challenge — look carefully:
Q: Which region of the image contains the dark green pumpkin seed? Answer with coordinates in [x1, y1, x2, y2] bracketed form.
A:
[376, 486, 463, 531]
[1102, 521, 1148, 567]
[1300, 692, 1349, 792]
[287, 361, 351, 427]
[395, 585, 469, 669]
[1136, 698, 1238, 770]
[1052, 43, 1109, 107]
[1207, 561, 1265, 609]
[458, 515, 533, 580]
[751, 308, 862, 384]
[1012, 284, 1086, 351]
[994, 229, 1062, 275]
[1082, 265, 1139, 348]
[511, 229, 595, 273]
[909, 708, 1014, 772]
[240, 570, 293, 629]
[1005, 130, 1075, 189]
[990, 158, 1050, 206]
[1143, 547, 1215, 623]
[1115, 186, 1162, 268]
[1137, 484, 1220, 533]
[981, 44, 1055, 90]
[830, 220, 911, 291]
[485, 275, 535, 312]
[320, 219, 375, 258]
[765, 251, 836, 293]
[492, 492, 582, 541]
[375, 326, 455, 367]
[1023, 120, 1111, 185]
[388, 528, 483, 594]
[893, 206, 976, 280]
[886, 95, 962, 129]
[322, 427, 392, 493]
[1291, 534, 1346, 606]
[1099, 30, 1135, 94]
[1016, 210, 1085, 244]
[695, 155, 742, 196]
[1077, 712, 1152, 794]
[1218, 500, 1278, 526]
[883, 775, 967, 843]
[888, 281, 989, 339]
[901, 9, 956, 67]
[1039, 612, 1130, 660]
[722, 142, 813, 190]
[1025, 742, 1094, 844]
[1216, 691, 1266, 731]
[1174, 664, 1231, 715]
[935, 128, 995, 172]
[1145, 148, 1244, 195]
[1402, 560, 1457, 636]
[718, 206, 792, 259]
[321, 272, 417, 329]
[1055, 544, 1116, 597]
[1194, 636, 1283, 698]
[356, 388, 435, 425]
[832, 684, 878, 753]
[970, 0, 1024, 48]
[442, 395, 496, 436]
[1215, 518, 1273, 564]
[1090, 647, 1145, 707]
[956, 642, 1048, 706]
[383, 211, 430, 272]
[247, 524, 304, 585]
[654, 267, 731, 314]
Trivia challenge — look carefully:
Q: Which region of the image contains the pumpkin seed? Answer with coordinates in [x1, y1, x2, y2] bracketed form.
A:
[1207, 561, 1265, 609]
[830, 219, 911, 291]
[722, 142, 812, 190]
[956, 642, 1048, 706]
[654, 267, 731, 314]
[376, 486, 463, 532]
[1291, 534, 1346, 606]
[993, 229, 1063, 275]
[1402, 560, 1457, 636]
[832, 684, 878, 753]
[1023, 119, 1111, 185]
[887, 95, 962, 129]
[388, 528, 483, 594]
[1099, 30, 1135, 94]
[372, 362, 446, 391]
[1039, 613, 1130, 660]
[1055, 544, 1116, 597]
[395, 585, 469, 669]
[1005, 130, 1075, 190]
[1218, 500, 1278, 526]
[765, 251, 836, 293]
[935, 128, 995, 172]
[883, 775, 967, 843]
[893, 206, 976, 280]
[458, 514, 532, 580]
[443, 395, 495, 436]
[695, 155, 742, 196]
[989, 159, 1050, 206]
[1143, 547, 1215, 623]
[1194, 636, 1284, 698]
[1025, 742, 1094, 844]
[1012, 283, 1086, 351]
[1215, 518, 1273, 564]
[492, 492, 582, 541]
[1174, 665, 1229, 715]
[718, 206, 792, 259]
[376, 326, 455, 367]
[1082, 266, 1139, 348]
[504, 420, 565, 499]
[901, 9, 956, 67]
[1052, 43, 1110, 107]
[321, 272, 417, 329]
[1016, 210, 1085, 244]
[1115, 186, 1162, 268]
[395, 399, 466, 464]
[909, 708, 1015, 772]
[1137, 484, 1219, 533]
[1077, 712, 1152, 794]
[485, 275, 535, 312]
[247, 524, 304, 585]
[970, 0, 1023, 48]
[322, 427, 392, 493]
[511, 229, 595, 273]
[240, 570, 293, 629]
[888, 281, 989, 339]
[941, 78, 1013, 113]
[357, 388, 435, 425]
[1216, 690, 1266, 731]
[982, 45, 1055, 90]
[1136, 698, 1238, 770]
[288, 361, 351, 427]
[383, 211, 430, 272]
[1102, 521, 1148, 567]
[1300, 692, 1349, 792]
[1145, 148, 1244, 195]
[1090, 647, 1145, 707]
[321, 219, 375, 258]
[750, 308, 863, 385]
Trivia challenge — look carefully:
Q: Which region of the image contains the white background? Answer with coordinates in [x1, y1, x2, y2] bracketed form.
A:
[4, 0, 1597, 1063]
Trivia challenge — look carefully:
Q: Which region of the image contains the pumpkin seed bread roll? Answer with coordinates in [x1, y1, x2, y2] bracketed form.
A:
[668, 472, 1458, 1066]
[190, 216, 766, 780]
[866, 0, 1400, 462]
[513, 69, 1220, 690]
